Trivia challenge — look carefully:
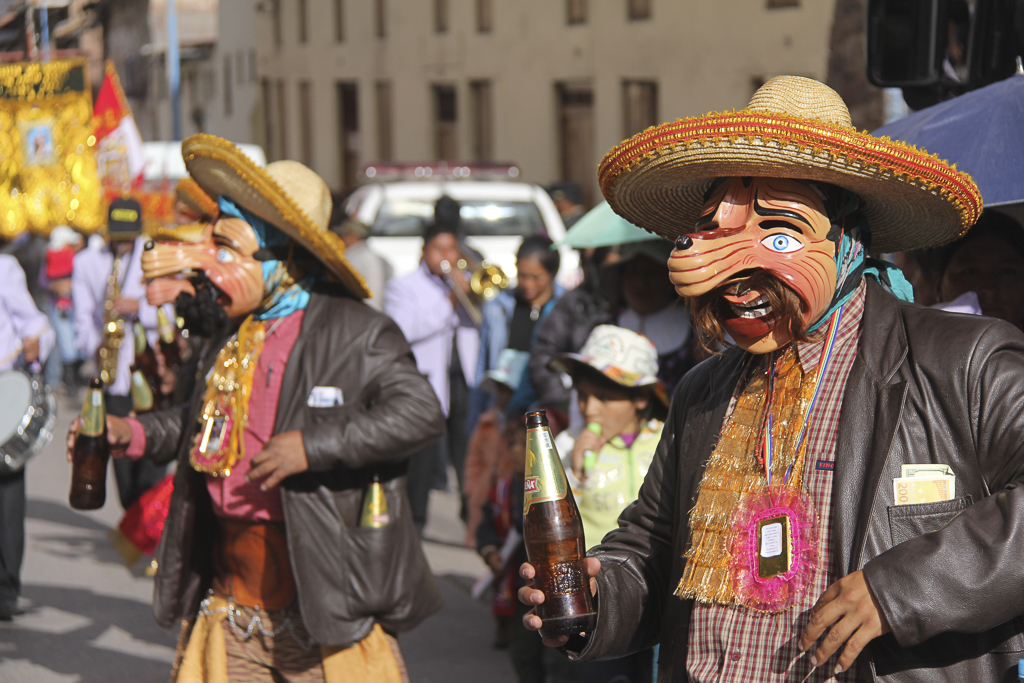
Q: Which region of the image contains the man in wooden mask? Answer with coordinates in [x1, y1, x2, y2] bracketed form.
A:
[520, 77, 1024, 682]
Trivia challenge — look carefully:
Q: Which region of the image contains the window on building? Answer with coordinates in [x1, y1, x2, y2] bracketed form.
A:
[262, 78, 274, 158]
[433, 85, 457, 160]
[470, 80, 493, 161]
[276, 79, 288, 159]
[271, 0, 281, 47]
[627, 0, 651, 20]
[376, 0, 387, 38]
[767, 0, 800, 7]
[435, 0, 448, 33]
[557, 82, 595, 206]
[622, 80, 657, 138]
[567, 0, 587, 24]
[334, 0, 344, 41]
[249, 49, 257, 82]
[298, 0, 308, 43]
[223, 55, 233, 116]
[376, 81, 393, 161]
[337, 83, 359, 189]
[236, 51, 244, 83]
[477, 0, 492, 32]
[299, 81, 314, 167]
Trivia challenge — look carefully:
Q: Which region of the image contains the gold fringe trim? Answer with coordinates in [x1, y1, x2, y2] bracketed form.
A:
[675, 347, 819, 604]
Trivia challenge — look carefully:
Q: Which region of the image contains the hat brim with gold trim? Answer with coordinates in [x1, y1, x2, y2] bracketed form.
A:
[181, 134, 370, 299]
[175, 177, 220, 221]
[598, 76, 983, 254]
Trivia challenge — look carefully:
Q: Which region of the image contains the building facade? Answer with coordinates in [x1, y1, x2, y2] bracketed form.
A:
[204, 0, 838, 201]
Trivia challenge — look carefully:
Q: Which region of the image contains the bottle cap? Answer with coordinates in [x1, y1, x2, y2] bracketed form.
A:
[525, 410, 548, 428]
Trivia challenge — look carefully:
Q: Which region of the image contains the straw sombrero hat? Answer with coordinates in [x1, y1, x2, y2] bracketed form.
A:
[599, 76, 983, 253]
[175, 176, 219, 221]
[181, 134, 370, 299]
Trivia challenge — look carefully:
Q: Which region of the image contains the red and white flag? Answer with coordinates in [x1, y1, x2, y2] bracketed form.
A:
[92, 60, 146, 191]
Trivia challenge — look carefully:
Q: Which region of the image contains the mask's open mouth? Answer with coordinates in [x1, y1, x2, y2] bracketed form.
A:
[721, 279, 778, 338]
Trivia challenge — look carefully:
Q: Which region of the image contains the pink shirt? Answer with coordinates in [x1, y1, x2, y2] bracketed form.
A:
[125, 310, 305, 522]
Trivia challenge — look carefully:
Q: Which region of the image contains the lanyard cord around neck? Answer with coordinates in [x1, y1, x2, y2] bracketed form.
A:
[760, 306, 844, 487]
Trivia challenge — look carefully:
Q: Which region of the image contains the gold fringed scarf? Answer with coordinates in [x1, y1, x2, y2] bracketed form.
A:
[675, 346, 820, 604]
[190, 315, 268, 476]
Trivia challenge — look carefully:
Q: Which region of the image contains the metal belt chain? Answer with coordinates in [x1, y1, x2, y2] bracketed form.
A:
[198, 592, 317, 651]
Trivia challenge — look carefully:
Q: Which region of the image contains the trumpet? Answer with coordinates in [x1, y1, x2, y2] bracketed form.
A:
[439, 244, 510, 326]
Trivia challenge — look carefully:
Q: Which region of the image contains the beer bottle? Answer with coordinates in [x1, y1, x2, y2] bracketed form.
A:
[70, 378, 110, 510]
[131, 321, 162, 411]
[156, 308, 182, 370]
[523, 410, 597, 638]
[360, 474, 391, 528]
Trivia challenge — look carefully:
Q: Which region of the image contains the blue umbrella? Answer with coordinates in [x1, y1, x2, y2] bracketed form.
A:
[874, 73, 1024, 207]
[557, 201, 661, 248]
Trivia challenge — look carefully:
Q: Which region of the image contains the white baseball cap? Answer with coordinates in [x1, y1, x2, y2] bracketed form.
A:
[550, 324, 661, 389]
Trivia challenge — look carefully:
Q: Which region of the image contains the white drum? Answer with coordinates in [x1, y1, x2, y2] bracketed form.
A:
[0, 371, 56, 474]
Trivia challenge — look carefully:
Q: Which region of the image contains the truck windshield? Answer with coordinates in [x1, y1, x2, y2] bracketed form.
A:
[372, 200, 546, 237]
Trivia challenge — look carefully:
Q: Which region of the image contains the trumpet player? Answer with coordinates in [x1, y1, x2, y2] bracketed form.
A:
[72, 199, 168, 509]
[386, 196, 481, 533]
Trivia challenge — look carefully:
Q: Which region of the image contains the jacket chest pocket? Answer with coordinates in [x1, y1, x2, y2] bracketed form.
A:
[886, 496, 973, 546]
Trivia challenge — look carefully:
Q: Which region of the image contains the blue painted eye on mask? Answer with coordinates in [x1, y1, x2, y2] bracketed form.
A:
[216, 195, 313, 319]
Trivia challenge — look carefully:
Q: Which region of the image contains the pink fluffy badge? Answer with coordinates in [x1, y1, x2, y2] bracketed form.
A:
[729, 486, 819, 613]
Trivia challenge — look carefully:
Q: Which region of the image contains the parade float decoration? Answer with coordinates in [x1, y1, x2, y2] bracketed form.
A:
[0, 57, 103, 239]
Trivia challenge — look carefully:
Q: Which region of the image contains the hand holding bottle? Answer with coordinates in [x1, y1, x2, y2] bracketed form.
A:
[518, 557, 602, 646]
[65, 414, 133, 461]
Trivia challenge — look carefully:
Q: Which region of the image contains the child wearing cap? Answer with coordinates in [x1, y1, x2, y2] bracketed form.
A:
[550, 325, 669, 551]
[464, 348, 531, 547]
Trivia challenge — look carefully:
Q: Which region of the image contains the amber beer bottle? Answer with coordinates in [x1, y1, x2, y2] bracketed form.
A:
[360, 474, 391, 528]
[131, 321, 162, 412]
[70, 378, 110, 510]
[156, 308, 182, 370]
[523, 410, 597, 638]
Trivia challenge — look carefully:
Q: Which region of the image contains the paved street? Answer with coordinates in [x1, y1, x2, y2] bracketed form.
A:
[0, 393, 516, 682]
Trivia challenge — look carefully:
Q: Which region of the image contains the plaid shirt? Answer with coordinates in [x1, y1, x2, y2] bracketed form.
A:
[687, 281, 866, 683]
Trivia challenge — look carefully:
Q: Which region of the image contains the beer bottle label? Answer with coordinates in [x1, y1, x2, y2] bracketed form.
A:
[80, 390, 105, 437]
[524, 426, 568, 513]
[130, 370, 154, 413]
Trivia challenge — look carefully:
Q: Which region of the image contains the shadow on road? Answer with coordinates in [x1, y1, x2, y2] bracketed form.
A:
[0, 585, 178, 683]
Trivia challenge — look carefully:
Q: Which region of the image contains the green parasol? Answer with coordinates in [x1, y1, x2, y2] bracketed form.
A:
[557, 201, 661, 248]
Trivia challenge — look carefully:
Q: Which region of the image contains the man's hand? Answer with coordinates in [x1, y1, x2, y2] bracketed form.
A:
[66, 415, 133, 461]
[21, 337, 39, 363]
[571, 428, 606, 481]
[518, 557, 601, 647]
[246, 430, 309, 490]
[799, 570, 890, 674]
[113, 296, 140, 315]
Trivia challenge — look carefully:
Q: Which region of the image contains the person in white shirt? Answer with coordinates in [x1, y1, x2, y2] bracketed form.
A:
[0, 250, 53, 620]
[385, 197, 480, 532]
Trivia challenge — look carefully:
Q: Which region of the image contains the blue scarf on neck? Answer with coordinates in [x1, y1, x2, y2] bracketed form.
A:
[217, 196, 317, 320]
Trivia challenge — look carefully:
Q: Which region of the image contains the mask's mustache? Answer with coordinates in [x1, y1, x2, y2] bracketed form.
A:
[174, 272, 229, 338]
[689, 270, 809, 352]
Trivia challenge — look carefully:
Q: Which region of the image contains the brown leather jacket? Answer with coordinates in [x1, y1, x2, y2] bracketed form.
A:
[574, 280, 1024, 682]
[137, 289, 445, 647]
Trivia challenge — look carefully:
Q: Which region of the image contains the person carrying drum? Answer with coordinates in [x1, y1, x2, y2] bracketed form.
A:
[0, 250, 53, 620]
